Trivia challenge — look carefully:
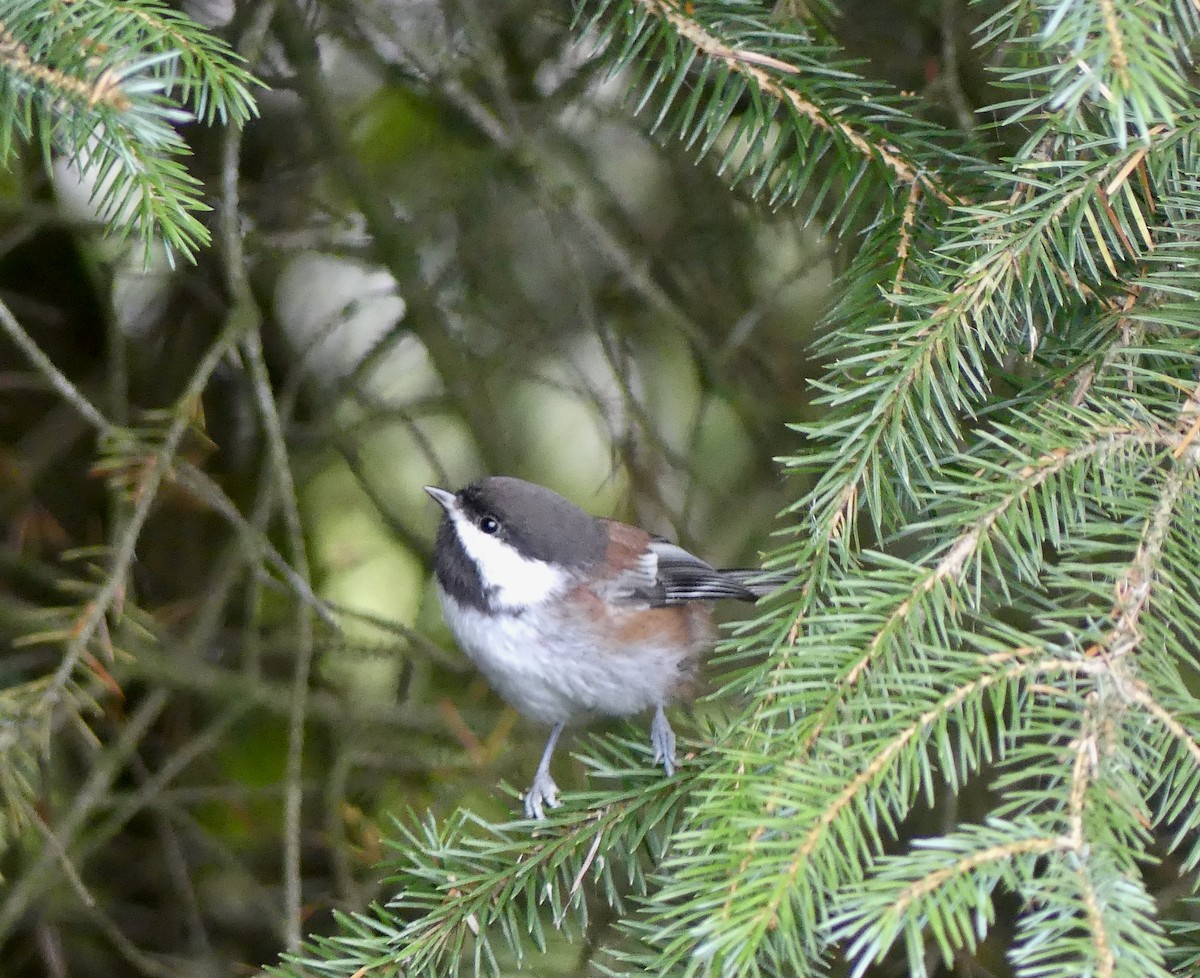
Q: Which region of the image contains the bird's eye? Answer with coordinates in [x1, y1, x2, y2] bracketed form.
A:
[479, 515, 500, 535]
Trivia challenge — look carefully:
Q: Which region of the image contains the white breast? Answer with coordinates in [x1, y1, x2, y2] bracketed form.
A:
[438, 589, 700, 725]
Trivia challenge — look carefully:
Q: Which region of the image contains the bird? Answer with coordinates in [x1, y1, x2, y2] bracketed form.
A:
[424, 476, 784, 819]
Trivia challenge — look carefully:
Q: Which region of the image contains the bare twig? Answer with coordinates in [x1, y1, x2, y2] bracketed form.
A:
[218, 0, 314, 949]
[275, 0, 513, 474]
[21, 287, 256, 716]
[129, 751, 214, 959]
[172, 461, 340, 627]
[241, 325, 315, 952]
[0, 690, 171, 938]
[31, 812, 96, 909]
[937, 0, 978, 133]
[0, 296, 115, 436]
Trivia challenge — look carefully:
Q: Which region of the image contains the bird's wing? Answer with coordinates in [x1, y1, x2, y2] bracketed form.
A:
[599, 519, 787, 606]
[648, 540, 762, 604]
[602, 529, 759, 607]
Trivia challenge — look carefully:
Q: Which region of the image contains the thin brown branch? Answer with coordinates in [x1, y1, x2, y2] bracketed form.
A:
[220, 0, 311, 948]
[792, 657, 1099, 865]
[890, 180, 923, 314]
[1097, 0, 1129, 76]
[1065, 697, 1114, 978]
[892, 836, 1062, 916]
[1123, 680, 1200, 770]
[1106, 388, 1197, 658]
[239, 328, 314, 951]
[31, 812, 96, 909]
[172, 462, 340, 628]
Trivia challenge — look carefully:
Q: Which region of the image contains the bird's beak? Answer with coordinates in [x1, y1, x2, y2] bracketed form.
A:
[424, 485, 456, 513]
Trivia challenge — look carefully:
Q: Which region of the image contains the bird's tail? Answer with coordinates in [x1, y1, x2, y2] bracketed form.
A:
[720, 569, 791, 598]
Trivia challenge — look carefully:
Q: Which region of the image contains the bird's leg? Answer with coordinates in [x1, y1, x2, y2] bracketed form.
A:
[650, 704, 676, 776]
[524, 721, 564, 819]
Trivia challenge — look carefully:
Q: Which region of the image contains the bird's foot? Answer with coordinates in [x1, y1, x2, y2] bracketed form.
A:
[524, 769, 560, 820]
[651, 704, 676, 776]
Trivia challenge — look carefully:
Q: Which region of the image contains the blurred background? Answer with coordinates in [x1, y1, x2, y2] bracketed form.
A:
[0, 0, 991, 973]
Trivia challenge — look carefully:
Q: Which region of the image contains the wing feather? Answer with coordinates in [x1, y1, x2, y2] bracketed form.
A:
[649, 540, 759, 604]
[599, 521, 787, 607]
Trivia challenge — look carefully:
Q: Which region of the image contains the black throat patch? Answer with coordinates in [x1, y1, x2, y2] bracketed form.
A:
[433, 516, 493, 610]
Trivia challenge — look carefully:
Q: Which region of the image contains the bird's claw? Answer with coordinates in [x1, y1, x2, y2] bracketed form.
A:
[524, 770, 560, 820]
[651, 705, 676, 776]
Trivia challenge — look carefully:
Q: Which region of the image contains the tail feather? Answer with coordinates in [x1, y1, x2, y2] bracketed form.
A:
[719, 569, 791, 598]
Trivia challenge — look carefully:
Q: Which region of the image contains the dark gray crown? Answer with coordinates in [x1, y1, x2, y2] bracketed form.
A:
[458, 477, 607, 566]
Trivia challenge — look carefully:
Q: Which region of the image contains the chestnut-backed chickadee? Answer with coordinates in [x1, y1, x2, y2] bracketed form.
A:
[425, 476, 783, 819]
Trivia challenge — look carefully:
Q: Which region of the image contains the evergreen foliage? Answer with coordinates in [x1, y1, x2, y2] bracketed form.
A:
[0, 0, 259, 261]
[273, 0, 1200, 976]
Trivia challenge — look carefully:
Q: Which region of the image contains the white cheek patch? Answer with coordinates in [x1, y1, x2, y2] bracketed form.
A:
[452, 512, 569, 608]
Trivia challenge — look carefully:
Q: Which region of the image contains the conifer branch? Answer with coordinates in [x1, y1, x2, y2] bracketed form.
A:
[0, 0, 260, 261]
[0, 22, 130, 108]
[631, 0, 955, 204]
[766, 418, 1172, 762]
[756, 654, 1104, 933]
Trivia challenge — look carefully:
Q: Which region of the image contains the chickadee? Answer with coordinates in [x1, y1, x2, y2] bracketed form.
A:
[425, 476, 782, 819]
